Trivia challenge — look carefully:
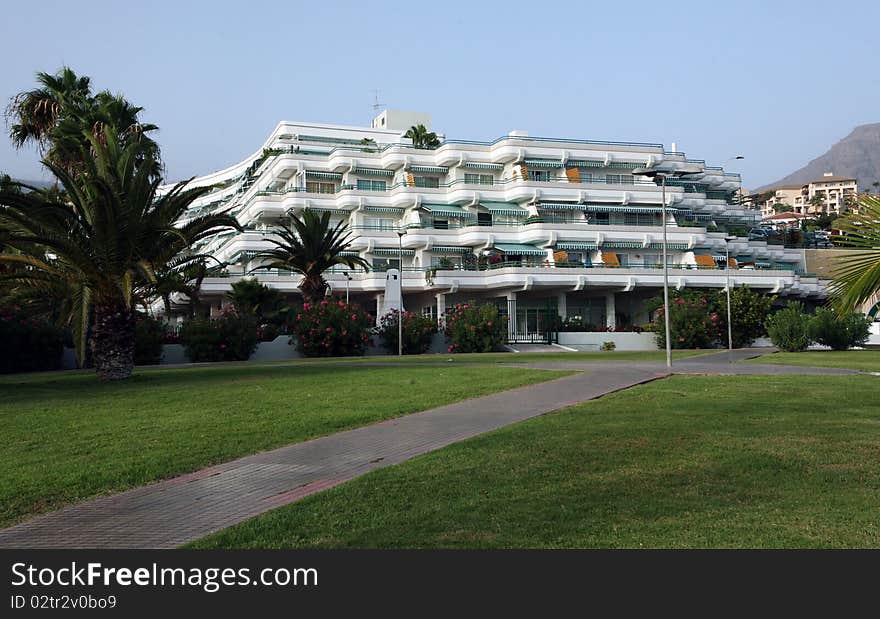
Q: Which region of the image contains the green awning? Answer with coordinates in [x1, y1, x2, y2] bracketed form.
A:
[556, 241, 598, 250]
[353, 167, 394, 176]
[608, 161, 644, 169]
[300, 207, 350, 216]
[645, 242, 689, 250]
[482, 202, 528, 216]
[422, 204, 475, 219]
[431, 246, 472, 254]
[372, 248, 415, 256]
[364, 206, 404, 214]
[567, 160, 605, 168]
[601, 241, 644, 249]
[494, 243, 547, 256]
[464, 161, 503, 170]
[524, 159, 564, 168]
[339, 251, 361, 257]
[410, 165, 448, 174]
[304, 171, 342, 180]
[584, 204, 673, 214]
[537, 202, 585, 211]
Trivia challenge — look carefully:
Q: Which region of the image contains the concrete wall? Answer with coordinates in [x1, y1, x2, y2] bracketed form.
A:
[558, 331, 658, 351]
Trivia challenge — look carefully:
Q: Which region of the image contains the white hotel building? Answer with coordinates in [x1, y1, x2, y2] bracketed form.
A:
[163, 111, 826, 339]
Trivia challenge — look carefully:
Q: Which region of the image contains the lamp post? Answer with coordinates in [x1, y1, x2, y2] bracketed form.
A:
[343, 271, 351, 304]
[724, 235, 736, 363]
[632, 164, 703, 372]
[397, 230, 405, 357]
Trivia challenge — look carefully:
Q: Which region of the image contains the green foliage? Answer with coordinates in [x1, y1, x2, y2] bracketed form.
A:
[290, 300, 373, 357]
[134, 316, 164, 365]
[377, 310, 438, 354]
[443, 303, 506, 353]
[765, 302, 812, 352]
[0, 305, 64, 373]
[829, 194, 880, 314]
[809, 308, 871, 351]
[179, 310, 259, 362]
[650, 290, 720, 349]
[252, 209, 368, 303]
[227, 278, 285, 323]
[600, 341, 616, 352]
[718, 287, 776, 347]
[403, 124, 440, 149]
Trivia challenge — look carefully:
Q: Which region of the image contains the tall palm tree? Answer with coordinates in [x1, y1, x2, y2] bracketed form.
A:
[829, 194, 880, 315]
[6, 67, 160, 178]
[0, 131, 239, 380]
[404, 124, 440, 149]
[252, 209, 368, 303]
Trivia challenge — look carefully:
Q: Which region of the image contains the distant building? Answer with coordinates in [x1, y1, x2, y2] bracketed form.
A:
[761, 211, 811, 229]
[796, 173, 857, 215]
[758, 173, 858, 217]
[758, 185, 802, 218]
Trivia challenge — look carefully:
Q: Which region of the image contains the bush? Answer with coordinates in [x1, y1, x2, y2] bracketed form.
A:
[718, 287, 776, 348]
[289, 300, 373, 357]
[0, 306, 64, 373]
[179, 310, 259, 362]
[134, 316, 164, 365]
[765, 302, 812, 352]
[809, 308, 871, 350]
[227, 278, 285, 323]
[377, 310, 438, 354]
[443, 303, 506, 353]
[651, 290, 719, 349]
[600, 341, 616, 351]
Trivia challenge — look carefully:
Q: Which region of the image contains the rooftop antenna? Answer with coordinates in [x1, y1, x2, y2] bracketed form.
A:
[371, 90, 385, 124]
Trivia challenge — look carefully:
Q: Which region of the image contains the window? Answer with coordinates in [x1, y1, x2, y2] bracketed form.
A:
[433, 218, 449, 230]
[606, 174, 634, 185]
[306, 181, 336, 194]
[577, 170, 594, 183]
[357, 179, 387, 191]
[366, 217, 395, 231]
[422, 306, 436, 321]
[617, 253, 630, 268]
[413, 176, 440, 188]
[529, 170, 551, 182]
[477, 212, 493, 226]
[465, 173, 494, 186]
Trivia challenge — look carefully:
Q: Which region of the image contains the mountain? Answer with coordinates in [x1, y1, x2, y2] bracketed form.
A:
[755, 123, 880, 192]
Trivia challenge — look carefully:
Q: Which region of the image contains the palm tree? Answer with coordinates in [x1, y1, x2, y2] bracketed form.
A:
[6, 67, 160, 178]
[252, 209, 369, 304]
[829, 194, 880, 315]
[404, 124, 440, 149]
[0, 131, 238, 380]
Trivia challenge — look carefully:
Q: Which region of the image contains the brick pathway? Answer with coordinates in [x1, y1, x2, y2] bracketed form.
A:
[0, 351, 859, 549]
[0, 365, 663, 548]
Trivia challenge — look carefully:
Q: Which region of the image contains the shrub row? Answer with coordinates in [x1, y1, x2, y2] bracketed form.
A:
[0, 306, 65, 373]
[767, 304, 870, 352]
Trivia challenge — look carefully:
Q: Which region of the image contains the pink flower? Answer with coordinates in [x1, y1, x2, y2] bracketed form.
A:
[303, 303, 311, 311]
[487, 321, 493, 327]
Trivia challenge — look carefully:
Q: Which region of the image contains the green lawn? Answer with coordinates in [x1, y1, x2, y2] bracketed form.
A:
[350, 350, 708, 364]
[746, 350, 880, 372]
[0, 363, 563, 527]
[192, 375, 880, 549]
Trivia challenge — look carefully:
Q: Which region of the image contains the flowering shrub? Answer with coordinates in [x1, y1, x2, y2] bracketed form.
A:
[0, 306, 64, 373]
[377, 310, 438, 354]
[289, 300, 373, 357]
[650, 291, 719, 349]
[443, 302, 506, 353]
[179, 309, 259, 362]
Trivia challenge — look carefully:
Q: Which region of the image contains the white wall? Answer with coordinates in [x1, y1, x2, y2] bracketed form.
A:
[558, 331, 658, 351]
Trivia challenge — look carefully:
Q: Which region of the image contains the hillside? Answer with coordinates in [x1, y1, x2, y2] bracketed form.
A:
[756, 123, 880, 192]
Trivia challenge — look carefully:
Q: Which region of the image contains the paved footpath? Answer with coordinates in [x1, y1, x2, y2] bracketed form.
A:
[0, 351, 859, 548]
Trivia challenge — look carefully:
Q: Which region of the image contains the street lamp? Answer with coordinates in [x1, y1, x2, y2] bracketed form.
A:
[632, 164, 703, 372]
[396, 230, 405, 357]
[343, 270, 352, 304]
[724, 235, 736, 363]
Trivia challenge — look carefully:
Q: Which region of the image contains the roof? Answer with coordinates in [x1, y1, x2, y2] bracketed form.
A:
[762, 212, 811, 221]
[809, 176, 856, 185]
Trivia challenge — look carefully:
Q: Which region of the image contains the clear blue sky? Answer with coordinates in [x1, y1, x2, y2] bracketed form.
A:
[1, 0, 877, 189]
